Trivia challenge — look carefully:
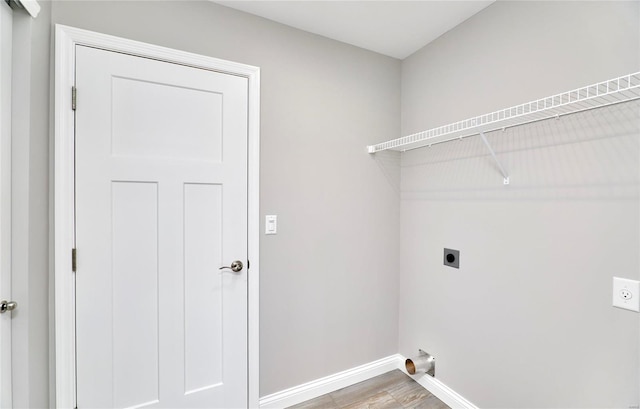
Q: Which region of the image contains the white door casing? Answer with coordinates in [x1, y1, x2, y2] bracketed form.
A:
[0, 2, 12, 407]
[54, 26, 261, 408]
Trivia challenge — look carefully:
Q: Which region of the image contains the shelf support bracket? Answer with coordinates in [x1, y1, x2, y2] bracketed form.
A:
[479, 131, 509, 185]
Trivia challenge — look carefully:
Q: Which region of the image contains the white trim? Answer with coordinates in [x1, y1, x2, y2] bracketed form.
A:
[259, 355, 403, 409]
[396, 356, 479, 409]
[54, 24, 260, 409]
[11, 0, 40, 18]
[258, 354, 479, 409]
[247, 41, 261, 409]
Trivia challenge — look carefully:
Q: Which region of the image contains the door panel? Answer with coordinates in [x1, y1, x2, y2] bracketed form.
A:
[75, 45, 248, 408]
[112, 182, 159, 408]
[184, 183, 224, 392]
[111, 77, 223, 161]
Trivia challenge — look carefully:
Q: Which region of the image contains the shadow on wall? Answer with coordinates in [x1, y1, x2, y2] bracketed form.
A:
[372, 150, 401, 195]
[399, 101, 640, 202]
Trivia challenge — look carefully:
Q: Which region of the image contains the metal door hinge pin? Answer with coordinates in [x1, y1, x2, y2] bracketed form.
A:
[72, 86, 77, 111]
[72, 248, 77, 272]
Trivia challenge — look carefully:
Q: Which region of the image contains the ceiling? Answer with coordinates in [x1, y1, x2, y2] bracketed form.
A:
[214, 1, 495, 59]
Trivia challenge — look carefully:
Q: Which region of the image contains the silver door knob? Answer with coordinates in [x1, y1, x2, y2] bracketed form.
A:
[219, 260, 243, 273]
[0, 300, 17, 313]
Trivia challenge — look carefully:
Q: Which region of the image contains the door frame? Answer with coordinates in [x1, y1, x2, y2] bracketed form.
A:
[53, 25, 261, 408]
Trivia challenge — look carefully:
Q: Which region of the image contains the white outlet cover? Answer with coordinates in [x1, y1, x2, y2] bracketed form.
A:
[612, 277, 640, 312]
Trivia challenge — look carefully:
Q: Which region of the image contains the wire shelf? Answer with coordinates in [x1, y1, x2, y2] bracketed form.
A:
[367, 72, 640, 154]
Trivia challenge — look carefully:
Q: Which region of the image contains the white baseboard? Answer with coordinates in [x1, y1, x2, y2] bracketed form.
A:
[258, 354, 478, 409]
[259, 354, 403, 408]
[395, 356, 478, 409]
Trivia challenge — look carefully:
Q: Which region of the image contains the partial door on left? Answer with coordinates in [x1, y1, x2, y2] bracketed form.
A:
[0, 2, 13, 407]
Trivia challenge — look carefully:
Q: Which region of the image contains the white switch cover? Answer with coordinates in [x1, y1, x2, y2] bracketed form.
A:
[265, 215, 277, 235]
[612, 277, 640, 312]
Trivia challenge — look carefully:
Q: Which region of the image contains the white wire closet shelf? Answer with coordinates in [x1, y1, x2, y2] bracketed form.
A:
[367, 72, 640, 154]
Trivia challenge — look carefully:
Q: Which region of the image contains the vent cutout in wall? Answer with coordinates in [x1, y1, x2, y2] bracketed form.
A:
[405, 350, 435, 377]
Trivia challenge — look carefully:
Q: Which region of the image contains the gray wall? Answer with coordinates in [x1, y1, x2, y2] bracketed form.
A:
[399, 1, 640, 407]
[45, 0, 400, 400]
[16, 0, 640, 407]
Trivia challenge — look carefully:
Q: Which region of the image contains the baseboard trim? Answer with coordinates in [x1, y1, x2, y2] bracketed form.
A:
[259, 355, 403, 408]
[396, 356, 479, 409]
[258, 354, 478, 409]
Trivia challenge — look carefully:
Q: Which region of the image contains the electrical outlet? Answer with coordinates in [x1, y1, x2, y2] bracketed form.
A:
[612, 277, 640, 312]
[443, 248, 459, 269]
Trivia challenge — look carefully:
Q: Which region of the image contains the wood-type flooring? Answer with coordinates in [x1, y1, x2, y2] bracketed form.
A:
[287, 370, 450, 409]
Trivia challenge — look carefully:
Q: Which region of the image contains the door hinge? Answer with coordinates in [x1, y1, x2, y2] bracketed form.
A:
[72, 248, 77, 272]
[71, 86, 77, 111]
[247, 259, 250, 270]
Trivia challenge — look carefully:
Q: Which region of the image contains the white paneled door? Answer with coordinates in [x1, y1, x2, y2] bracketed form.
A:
[75, 45, 248, 408]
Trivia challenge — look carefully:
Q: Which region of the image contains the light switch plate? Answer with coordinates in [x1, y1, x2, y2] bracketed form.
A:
[265, 215, 277, 235]
[612, 277, 640, 312]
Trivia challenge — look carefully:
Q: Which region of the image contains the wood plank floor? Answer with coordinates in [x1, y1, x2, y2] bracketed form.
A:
[287, 370, 450, 409]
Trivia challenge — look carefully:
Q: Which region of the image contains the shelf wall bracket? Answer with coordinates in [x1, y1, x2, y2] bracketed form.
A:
[479, 131, 510, 185]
